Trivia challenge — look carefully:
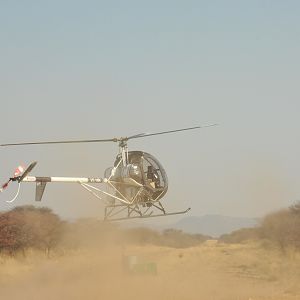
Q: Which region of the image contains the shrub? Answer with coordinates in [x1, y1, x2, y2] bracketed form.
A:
[219, 227, 259, 244]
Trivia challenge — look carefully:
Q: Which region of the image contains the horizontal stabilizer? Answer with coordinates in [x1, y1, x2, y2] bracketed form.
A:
[35, 181, 46, 201]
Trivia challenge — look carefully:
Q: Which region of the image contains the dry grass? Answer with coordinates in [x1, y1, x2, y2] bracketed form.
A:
[0, 241, 300, 300]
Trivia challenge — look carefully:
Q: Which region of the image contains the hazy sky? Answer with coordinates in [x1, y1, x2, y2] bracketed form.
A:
[1, 1, 300, 222]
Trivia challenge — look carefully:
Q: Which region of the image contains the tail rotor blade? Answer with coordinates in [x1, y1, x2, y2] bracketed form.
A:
[18, 161, 37, 182]
[1, 180, 11, 192]
[14, 165, 25, 177]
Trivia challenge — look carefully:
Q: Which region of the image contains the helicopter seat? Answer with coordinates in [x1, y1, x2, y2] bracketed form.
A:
[145, 179, 164, 195]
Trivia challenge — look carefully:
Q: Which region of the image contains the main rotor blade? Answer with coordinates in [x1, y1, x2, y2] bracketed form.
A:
[1, 124, 218, 147]
[128, 124, 218, 140]
[0, 138, 117, 147]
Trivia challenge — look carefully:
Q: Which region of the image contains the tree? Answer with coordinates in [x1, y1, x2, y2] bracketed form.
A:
[0, 206, 64, 256]
[290, 201, 300, 215]
[260, 208, 300, 252]
[12, 206, 63, 256]
[0, 211, 28, 255]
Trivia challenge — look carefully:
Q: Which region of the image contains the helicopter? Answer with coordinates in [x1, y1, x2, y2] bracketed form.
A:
[0, 125, 217, 221]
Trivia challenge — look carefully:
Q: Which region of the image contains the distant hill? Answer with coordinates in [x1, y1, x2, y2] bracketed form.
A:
[168, 215, 258, 237]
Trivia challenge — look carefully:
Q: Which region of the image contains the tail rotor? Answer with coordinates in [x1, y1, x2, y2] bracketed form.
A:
[0, 165, 25, 192]
[1, 162, 37, 202]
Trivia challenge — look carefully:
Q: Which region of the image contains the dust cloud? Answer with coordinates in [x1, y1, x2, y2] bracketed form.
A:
[0, 221, 300, 300]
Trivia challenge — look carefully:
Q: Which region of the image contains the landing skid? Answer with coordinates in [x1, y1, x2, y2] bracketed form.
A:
[104, 201, 191, 221]
[79, 183, 191, 221]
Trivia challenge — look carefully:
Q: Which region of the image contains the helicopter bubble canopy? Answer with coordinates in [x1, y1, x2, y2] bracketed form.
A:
[104, 151, 168, 203]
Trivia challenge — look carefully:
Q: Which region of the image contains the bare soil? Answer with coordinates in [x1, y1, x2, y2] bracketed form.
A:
[0, 241, 300, 300]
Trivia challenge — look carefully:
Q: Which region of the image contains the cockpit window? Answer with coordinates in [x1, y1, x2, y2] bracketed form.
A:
[128, 163, 142, 182]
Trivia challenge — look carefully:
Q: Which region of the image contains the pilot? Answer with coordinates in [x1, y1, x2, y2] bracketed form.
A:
[147, 166, 160, 188]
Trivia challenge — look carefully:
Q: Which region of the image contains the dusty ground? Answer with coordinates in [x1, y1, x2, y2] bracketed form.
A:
[0, 242, 300, 300]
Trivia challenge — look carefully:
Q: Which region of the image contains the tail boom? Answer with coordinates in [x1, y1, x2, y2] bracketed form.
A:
[21, 176, 103, 183]
[21, 175, 104, 202]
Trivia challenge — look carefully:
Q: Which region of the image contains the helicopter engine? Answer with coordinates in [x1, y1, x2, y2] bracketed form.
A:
[104, 151, 168, 205]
